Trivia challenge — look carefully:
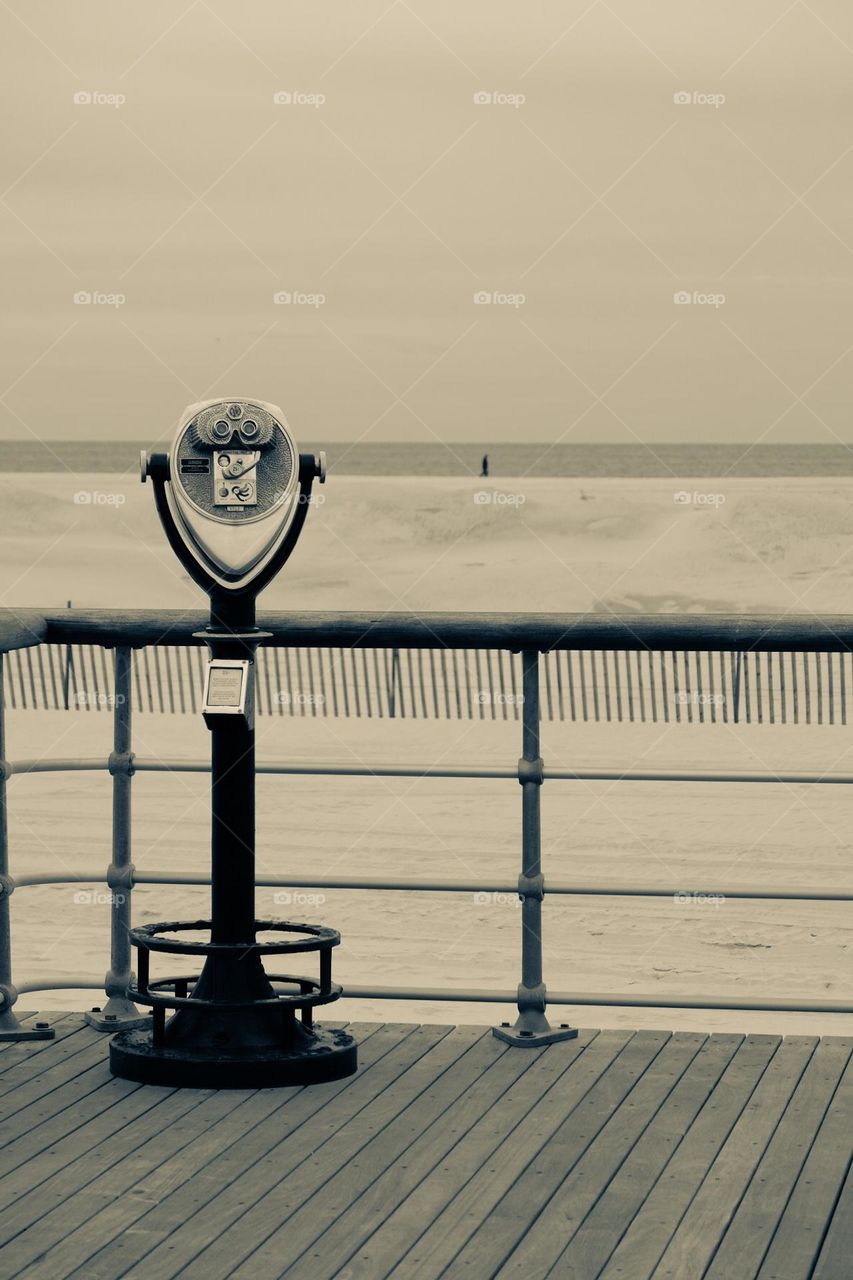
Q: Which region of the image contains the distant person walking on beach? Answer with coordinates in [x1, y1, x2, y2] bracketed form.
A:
[480, 453, 489, 477]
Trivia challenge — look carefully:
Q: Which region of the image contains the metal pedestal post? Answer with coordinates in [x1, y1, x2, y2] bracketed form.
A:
[110, 595, 356, 1087]
[494, 650, 577, 1047]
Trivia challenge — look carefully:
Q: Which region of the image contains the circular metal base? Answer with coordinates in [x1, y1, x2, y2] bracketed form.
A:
[109, 1024, 357, 1089]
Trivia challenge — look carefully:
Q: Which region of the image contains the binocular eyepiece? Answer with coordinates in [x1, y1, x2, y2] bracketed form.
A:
[140, 398, 325, 600]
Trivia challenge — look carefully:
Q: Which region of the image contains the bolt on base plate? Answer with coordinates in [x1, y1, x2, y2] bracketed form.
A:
[110, 1024, 357, 1088]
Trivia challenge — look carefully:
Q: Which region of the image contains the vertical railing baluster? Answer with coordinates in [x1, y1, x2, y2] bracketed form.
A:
[86, 645, 146, 1031]
[494, 649, 576, 1047]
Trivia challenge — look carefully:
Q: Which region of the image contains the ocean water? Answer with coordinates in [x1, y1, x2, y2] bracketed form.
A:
[3, 440, 853, 476]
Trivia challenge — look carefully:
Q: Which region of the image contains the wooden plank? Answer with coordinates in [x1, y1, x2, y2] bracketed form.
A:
[0, 1024, 380, 1264]
[5, 1024, 847, 1280]
[446, 1031, 672, 1276]
[706, 1037, 853, 1278]
[259, 1028, 515, 1278]
[813, 1159, 853, 1278]
[0, 1039, 129, 1137]
[0, 1029, 119, 1121]
[13, 1088, 269, 1279]
[345, 1030, 599, 1280]
[0, 1019, 101, 1099]
[384, 1029, 630, 1280]
[5, 1022, 391, 1280]
[0, 1085, 218, 1264]
[496, 1032, 710, 1276]
[335, 1029, 594, 1280]
[757, 1046, 853, 1280]
[0, 1069, 145, 1182]
[175, 1027, 487, 1280]
[76, 1023, 431, 1280]
[0, 1022, 359, 1215]
[556, 1033, 743, 1279]
[600, 1034, 782, 1279]
[0, 1013, 84, 1075]
[651, 1036, 819, 1279]
[0, 1011, 74, 1056]
[390, 1030, 633, 1280]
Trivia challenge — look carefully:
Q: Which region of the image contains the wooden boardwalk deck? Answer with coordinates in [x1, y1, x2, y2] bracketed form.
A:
[1, 1015, 851, 1279]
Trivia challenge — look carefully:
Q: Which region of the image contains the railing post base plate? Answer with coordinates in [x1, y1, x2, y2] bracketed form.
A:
[85, 999, 150, 1032]
[0, 1012, 55, 1041]
[493, 1020, 578, 1047]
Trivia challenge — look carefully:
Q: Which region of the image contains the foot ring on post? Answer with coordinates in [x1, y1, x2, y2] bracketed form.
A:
[109, 917, 357, 1088]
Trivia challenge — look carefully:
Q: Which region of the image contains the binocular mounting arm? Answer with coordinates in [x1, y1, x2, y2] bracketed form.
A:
[141, 448, 326, 630]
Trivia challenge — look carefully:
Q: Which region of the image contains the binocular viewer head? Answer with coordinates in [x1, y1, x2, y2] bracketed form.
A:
[141, 398, 325, 601]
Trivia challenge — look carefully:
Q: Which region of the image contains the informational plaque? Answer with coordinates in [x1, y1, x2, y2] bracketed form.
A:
[202, 659, 251, 725]
[207, 665, 245, 707]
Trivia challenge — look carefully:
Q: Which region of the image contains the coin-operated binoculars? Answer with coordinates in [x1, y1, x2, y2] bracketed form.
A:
[109, 399, 356, 1088]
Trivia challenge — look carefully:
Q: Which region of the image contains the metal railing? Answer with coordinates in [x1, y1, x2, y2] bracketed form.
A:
[3, 606, 853, 1040]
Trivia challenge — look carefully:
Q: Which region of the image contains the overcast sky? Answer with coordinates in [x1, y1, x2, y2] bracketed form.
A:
[2, 1, 853, 446]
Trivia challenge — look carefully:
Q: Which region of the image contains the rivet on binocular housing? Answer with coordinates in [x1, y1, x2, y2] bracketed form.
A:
[110, 399, 353, 1089]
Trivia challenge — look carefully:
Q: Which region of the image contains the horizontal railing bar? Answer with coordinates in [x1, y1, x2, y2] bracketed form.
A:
[10, 757, 853, 786]
[8, 759, 114, 775]
[12, 868, 853, 902]
[134, 760, 519, 779]
[33, 608, 853, 653]
[16, 977, 104, 994]
[12, 976, 853, 1015]
[550, 769, 853, 785]
[6, 758, 520, 780]
[137, 872, 518, 892]
[341, 986, 853, 1015]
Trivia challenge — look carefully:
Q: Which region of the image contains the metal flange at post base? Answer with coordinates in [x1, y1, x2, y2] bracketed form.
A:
[85, 992, 151, 1032]
[493, 982, 578, 1046]
[0, 984, 56, 1041]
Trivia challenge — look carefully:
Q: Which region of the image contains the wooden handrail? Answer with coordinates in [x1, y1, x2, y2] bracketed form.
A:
[21, 606, 853, 652]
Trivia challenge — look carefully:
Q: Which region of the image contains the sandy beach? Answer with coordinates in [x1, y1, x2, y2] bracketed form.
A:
[4, 471, 853, 616]
[4, 473, 853, 1034]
